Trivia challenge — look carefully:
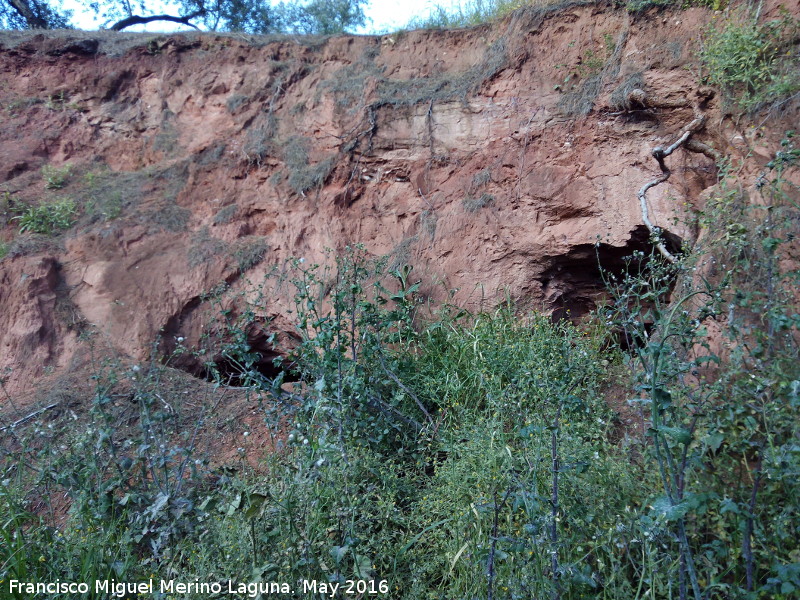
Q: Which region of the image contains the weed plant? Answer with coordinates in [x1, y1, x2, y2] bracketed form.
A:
[700, 8, 800, 112]
[601, 134, 800, 597]
[10, 197, 76, 234]
[406, 0, 529, 29]
[282, 136, 336, 195]
[41, 164, 72, 190]
[1, 142, 799, 598]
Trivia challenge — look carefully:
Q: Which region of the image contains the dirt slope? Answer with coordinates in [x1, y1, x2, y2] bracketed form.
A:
[1, 1, 798, 398]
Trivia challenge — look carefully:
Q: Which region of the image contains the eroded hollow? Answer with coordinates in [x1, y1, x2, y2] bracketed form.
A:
[538, 224, 682, 321]
[164, 317, 299, 388]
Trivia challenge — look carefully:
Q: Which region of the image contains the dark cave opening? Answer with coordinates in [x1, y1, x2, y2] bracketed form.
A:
[538, 224, 682, 329]
[163, 316, 300, 389]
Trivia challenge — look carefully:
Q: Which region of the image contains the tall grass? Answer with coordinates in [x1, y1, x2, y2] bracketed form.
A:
[405, 0, 530, 29]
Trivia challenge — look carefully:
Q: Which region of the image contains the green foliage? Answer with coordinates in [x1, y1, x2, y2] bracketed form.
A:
[41, 163, 72, 190]
[700, 9, 800, 112]
[0, 486, 136, 599]
[1, 0, 366, 34]
[276, 0, 369, 34]
[0, 241, 7, 259]
[172, 248, 660, 598]
[1, 140, 798, 598]
[0, 0, 70, 29]
[0, 342, 224, 593]
[3, 96, 44, 114]
[11, 197, 77, 234]
[76, 165, 159, 225]
[602, 133, 800, 597]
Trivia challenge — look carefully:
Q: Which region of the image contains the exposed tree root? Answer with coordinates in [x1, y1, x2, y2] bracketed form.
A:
[637, 90, 719, 263]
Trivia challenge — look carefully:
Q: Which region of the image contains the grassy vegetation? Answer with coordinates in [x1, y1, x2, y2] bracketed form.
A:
[41, 163, 72, 190]
[282, 136, 336, 195]
[377, 38, 508, 108]
[2, 133, 798, 596]
[1, 7, 800, 599]
[10, 197, 77, 234]
[700, 8, 800, 112]
[406, 0, 530, 29]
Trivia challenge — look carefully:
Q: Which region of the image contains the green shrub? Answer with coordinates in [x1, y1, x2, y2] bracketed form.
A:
[2, 131, 798, 599]
[41, 164, 72, 190]
[701, 10, 800, 112]
[77, 165, 151, 224]
[11, 198, 77, 234]
[602, 133, 800, 597]
[178, 249, 661, 598]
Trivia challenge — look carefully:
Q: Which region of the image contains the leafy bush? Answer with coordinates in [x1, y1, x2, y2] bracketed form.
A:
[11, 198, 77, 234]
[701, 9, 800, 112]
[170, 248, 658, 598]
[1, 139, 798, 598]
[602, 133, 800, 597]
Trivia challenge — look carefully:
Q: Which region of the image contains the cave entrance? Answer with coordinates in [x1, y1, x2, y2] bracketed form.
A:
[164, 318, 300, 389]
[538, 224, 682, 324]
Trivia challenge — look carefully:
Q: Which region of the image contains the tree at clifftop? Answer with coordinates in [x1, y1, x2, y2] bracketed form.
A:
[0, 0, 368, 33]
[0, 0, 70, 29]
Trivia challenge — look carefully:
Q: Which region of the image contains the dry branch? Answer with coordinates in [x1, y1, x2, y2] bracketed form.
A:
[0, 402, 59, 431]
[110, 10, 205, 31]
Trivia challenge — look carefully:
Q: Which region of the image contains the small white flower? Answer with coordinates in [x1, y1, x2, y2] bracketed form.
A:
[176, 336, 185, 343]
[243, 431, 250, 437]
[299, 257, 305, 263]
[302, 438, 309, 445]
[132, 365, 140, 372]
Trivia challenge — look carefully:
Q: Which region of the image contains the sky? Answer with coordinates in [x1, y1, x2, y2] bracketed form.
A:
[59, 0, 464, 33]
